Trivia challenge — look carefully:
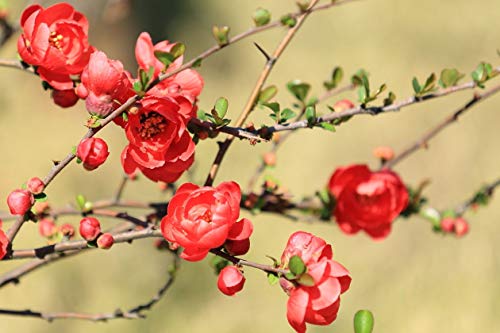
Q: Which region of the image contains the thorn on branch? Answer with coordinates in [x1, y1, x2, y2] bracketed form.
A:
[253, 42, 271, 62]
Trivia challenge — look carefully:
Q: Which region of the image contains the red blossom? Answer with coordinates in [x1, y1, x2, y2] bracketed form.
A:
[77, 137, 110, 171]
[121, 95, 196, 183]
[76, 51, 134, 117]
[17, 3, 94, 90]
[27, 177, 45, 195]
[328, 164, 408, 240]
[281, 232, 351, 333]
[79, 217, 101, 241]
[217, 266, 246, 296]
[160, 181, 252, 261]
[51, 89, 79, 108]
[135, 32, 204, 103]
[7, 189, 34, 215]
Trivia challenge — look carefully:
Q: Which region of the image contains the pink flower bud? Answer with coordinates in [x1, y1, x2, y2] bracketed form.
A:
[217, 266, 245, 296]
[51, 89, 79, 108]
[373, 146, 395, 161]
[263, 152, 276, 166]
[440, 217, 455, 233]
[97, 233, 114, 249]
[7, 189, 34, 215]
[454, 218, 469, 237]
[225, 239, 250, 256]
[27, 177, 45, 195]
[38, 218, 57, 238]
[59, 223, 75, 238]
[79, 217, 101, 241]
[333, 99, 355, 112]
[77, 138, 110, 171]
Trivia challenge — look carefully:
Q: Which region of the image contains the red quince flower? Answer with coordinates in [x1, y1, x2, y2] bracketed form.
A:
[76, 51, 134, 117]
[17, 3, 94, 90]
[7, 189, 34, 215]
[160, 181, 252, 261]
[281, 231, 351, 333]
[328, 164, 408, 240]
[121, 95, 195, 183]
[79, 217, 101, 241]
[135, 32, 203, 103]
[51, 89, 79, 108]
[0, 221, 9, 260]
[77, 137, 110, 171]
[217, 266, 246, 296]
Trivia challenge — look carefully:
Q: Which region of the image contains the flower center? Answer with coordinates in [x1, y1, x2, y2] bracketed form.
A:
[49, 31, 64, 50]
[355, 180, 385, 205]
[138, 111, 167, 140]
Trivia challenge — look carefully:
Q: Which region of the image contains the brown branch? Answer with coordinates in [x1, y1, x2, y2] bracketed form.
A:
[204, 0, 322, 186]
[210, 248, 288, 274]
[0, 252, 180, 322]
[455, 178, 500, 216]
[383, 83, 500, 169]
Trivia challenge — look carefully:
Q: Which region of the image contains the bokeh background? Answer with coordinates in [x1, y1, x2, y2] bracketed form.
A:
[0, 0, 499, 332]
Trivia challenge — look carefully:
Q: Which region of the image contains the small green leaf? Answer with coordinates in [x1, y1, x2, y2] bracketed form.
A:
[76, 194, 86, 211]
[34, 193, 47, 202]
[439, 68, 464, 88]
[354, 310, 375, 333]
[351, 69, 369, 86]
[280, 108, 296, 122]
[319, 122, 336, 132]
[154, 50, 174, 67]
[263, 102, 280, 114]
[383, 91, 396, 106]
[305, 106, 316, 126]
[71, 146, 77, 155]
[287, 80, 311, 102]
[197, 109, 207, 121]
[170, 43, 186, 59]
[259, 85, 278, 103]
[289, 255, 306, 276]
[280, 14, 297, 27]
[324, 66, 344, 90]
[252, 7, 271, 27]
[212, 25, 230, 46]
[422, 73, 436, 93]
[267, 273, 279, 285]
[133, 81, 143, 94]
[412, 77, 421, 95]
[284, 272, 297, 280]
[214, 97, 229, 119]
[192, 58, 203, 68]
[297, 273, 315, 287]
[210, 256, 230, 275]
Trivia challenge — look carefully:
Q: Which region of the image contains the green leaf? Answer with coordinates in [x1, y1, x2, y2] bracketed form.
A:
[263, 102, 280, 114]
[280, 108, 296, 122]
[289, 255, 306, 276]
[373, 83, 387, 97]
[34, 193, 47, 202]
[305, 106, 316, 126]
[439, 68, 464, 88]
[324, 66, 343, 90]
[214, 97, 229, 118]
[319, 122, 336, 132]
[154, 50, 174, 67]
[297, 273, 315, 287]
[259, 85, 278, 103]
[210, 256, 230, 275]
[354, 310, 375, 333]
[212, 25, 230, 46]
[412, 77, 421, 94]
[280, 14, 297, 27]
[422, 73, 436, 93]
[267, 273, 279, 285]
[253, 7, 271, 27]
[284, 272, 297, 280]
[76, 194, 86, 211]
[133, 81, 143, 94]
[286, 80, 311, 102]
[383, 91, 396, 106]
[170, 43, 186, 59]
[197, 109, 207, 121]
[351, 69, 369, 86]
[192, 58, 203, 68]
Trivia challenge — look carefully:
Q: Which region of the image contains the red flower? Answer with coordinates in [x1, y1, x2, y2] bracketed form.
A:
[17, 3, 94, 90]
[27, 177, 45, 195]
[281, 232, 351, 333]
[328, 164, 408, 240]
[217, 266, 246, 296]
[77, 137, 110, 171]
[135, 32, 203, 103]
[0, 221, 9, 260]
[121, 95, 195, 183]
[76, 51, 134, 117]
[7, 189, 34, 215]
[51, 89, 79, 108]
[160, 181, 252, 261]
[79, 217, 101, 241]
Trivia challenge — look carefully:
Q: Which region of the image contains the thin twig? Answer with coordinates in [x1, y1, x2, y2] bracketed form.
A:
[455, 178, 500, 216]
[204, 0, 322, 186]
[383, 83, 500, 169]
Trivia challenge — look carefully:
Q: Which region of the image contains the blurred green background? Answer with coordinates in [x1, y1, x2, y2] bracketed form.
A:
[0, 0, 499, 332]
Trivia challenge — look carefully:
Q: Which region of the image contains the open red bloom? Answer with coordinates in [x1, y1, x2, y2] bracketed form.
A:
[135, 32, 203, 103]
[160, 181, 252, 261]
[76, 51, 134, 117]
[17, 3, 94, 90]
[328, 164, 408, 240]
[121, 95, 195, 183]
[281, 232, 351, 333]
